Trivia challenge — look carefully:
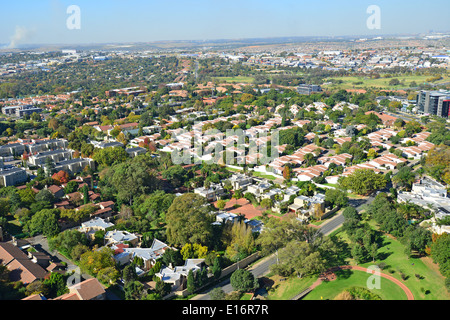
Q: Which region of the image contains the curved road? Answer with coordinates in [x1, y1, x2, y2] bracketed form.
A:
[193, 194, 376, 300]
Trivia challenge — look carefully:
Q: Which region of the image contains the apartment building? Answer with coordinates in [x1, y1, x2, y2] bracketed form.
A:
[28, 149, 74, 166]
[0, 166, 28, 187]
[417, 90, 450, 118]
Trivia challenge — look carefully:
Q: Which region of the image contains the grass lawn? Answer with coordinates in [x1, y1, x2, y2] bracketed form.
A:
[309, 219, 326, 226]
[251, 171, 277, 180]
[213, 76, 255, 84]
[6, 218, 25, 237]
[303, 268, 408, 300]
[359, 234, 450, 300]
[332, 222, 450, 300]
[323, 183, 339, 188]
[240, 293, 253, 300]
[225, 166, 243, 172]
[266, 274, 316, 300]
[323, 74, 450, 90]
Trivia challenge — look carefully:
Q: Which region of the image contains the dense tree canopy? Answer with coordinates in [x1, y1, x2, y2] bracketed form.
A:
[339, 169, 387, 195]
[165, 193, 215, 247]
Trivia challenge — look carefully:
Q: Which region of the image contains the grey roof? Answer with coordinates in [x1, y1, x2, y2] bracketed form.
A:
[122, 239, 169, 261]
[105, 230, 138, 243]
[81, 217, 114, 229]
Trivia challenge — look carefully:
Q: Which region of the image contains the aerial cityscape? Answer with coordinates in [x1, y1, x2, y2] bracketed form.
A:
[0, 0, 449, 310]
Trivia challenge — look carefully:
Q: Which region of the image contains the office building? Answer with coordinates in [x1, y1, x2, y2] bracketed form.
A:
[297, 84, 322, 95]
[417, 90, 450, 118]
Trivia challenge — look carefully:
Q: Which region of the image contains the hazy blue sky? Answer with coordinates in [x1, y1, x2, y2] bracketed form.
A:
[1, 0, 449, 47]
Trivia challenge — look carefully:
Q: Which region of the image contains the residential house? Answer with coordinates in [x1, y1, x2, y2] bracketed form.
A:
[194, 183, 226, 202]
[27, 139, 68, 154]
[0, 143, 25, 157]
[114, 239, 171, 271]
[398, 177, 450, 219]
[288, 193, 326, 220]
[0, 242, 48, 285]
[155, 259, 205, 291]
[104, 230, 139, 247]
[46, 185, 65, 200]
[228, 173, 253, 191]
[27, 251, 51, 269]
[246, 180, 272, 201]
[213, 212, 239, 225]
[125, 147, 147, 158]
[79, 217, 114, 240]
[54, 278, 106, 300]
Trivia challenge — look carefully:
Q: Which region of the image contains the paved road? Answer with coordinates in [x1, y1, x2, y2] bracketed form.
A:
[28, 234, 91, 279]
[192, 254, 278, 300]
[193, 194, 376, 300]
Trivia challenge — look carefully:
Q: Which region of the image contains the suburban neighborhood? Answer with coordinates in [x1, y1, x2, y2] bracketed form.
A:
[0, 3, 449, 306]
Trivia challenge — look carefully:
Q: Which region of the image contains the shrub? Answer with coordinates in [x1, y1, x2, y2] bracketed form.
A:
[345, 286, 381, 300]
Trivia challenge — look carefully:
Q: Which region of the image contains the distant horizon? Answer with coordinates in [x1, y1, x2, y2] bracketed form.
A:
[1, 30, 450, 51]
[1, 0, 449, 49]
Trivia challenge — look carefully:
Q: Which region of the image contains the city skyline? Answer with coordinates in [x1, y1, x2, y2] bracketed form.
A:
[1, 0, 450, 48]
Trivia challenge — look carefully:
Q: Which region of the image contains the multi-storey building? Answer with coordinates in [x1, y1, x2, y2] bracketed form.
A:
[417, 90, 450, 118]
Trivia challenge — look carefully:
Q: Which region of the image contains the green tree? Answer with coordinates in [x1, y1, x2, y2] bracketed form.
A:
[230, 269, 258, 292]
[260, 198, 274, 210]
[339, 169, 387, 195]
[210, 287, 226, 300]
[165, 193, 214, 247]
[270, 240, 326, 278]
[430, 234, 450, 278]
[79, 247, 117, 277]
[124, 280, 146, 300]
[225, 220, 256, 262]
[48, 229, 88, 259]
[25, 209, 60, 237]
[211, 256, 222, 279]
[43, 272, 67, 298]
[100, 155, 159, 205]
[325, 188, 349, 208]
[97, 266, 120, 285]
[392, 166, 416, 190]
[162, 165, 189, 188]
[35, 189, 55, 204]
[186, 269, 196, 294]
[132, 190, 175, 223]
[93, 147, 129, 167]
[161, 248, 184, 267]
[216, 199, 227, 210]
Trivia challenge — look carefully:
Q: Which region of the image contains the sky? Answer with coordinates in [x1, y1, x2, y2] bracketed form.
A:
[0, 0, 449, 47]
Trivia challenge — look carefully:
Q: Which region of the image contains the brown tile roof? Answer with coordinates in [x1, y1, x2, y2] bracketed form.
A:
[71, 278, 105, 300]
[0, 243, 48, 284]
[47, 185, 63, 194]
[54, 292, 80, 300]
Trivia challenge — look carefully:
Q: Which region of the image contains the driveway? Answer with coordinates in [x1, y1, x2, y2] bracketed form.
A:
[28, 234, 89, 277]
